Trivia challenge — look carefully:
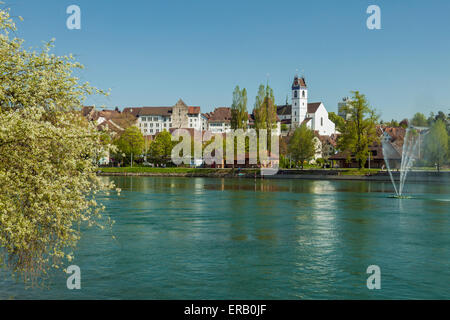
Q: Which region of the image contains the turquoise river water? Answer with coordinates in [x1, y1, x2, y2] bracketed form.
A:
[1, 176, 449, 299]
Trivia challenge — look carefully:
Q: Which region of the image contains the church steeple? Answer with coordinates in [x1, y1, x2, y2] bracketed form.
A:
[291, 75, 308, 127]
[292, 74, 307, 90]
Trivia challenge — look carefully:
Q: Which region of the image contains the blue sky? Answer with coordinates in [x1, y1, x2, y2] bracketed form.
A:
[7, 0, 450, 120]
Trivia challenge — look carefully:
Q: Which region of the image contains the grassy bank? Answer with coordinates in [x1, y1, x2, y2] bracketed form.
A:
[99, 167, 259, 175]
[101, 167, 219, 174]
[99, 166, 379, 175]
[98, 167, 448, 183]
[338, 168, 381, 175]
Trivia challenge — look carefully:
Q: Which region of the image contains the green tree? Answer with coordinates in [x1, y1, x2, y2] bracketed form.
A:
[253, 84, 276, 130]
[288, 124, 316, 169]
[399, 119, 408, 128]
[336, 91, 379, 169]
[230, 86, 248, 130]
[435, 111, 447, 122]
[427, 112, 436, 126]
[251, 84, 278, 163]
[253, 84, 267, 130]
[328, 111, 345, 129]
[411, 112, 428, 127]
[425, 120, 448, 172]
[385, 119, 399, 127]
[115, 126, 145, 166]
[148, 131, 175, 165]
[0, 8, 114, 282]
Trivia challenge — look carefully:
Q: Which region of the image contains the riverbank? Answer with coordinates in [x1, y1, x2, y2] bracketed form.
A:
[98, 167, 450, 182]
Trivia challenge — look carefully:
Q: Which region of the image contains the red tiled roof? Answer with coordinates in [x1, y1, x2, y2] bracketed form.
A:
[307, 102, 322, 114]
[138, 107, 172, 116]
[188, 106, 200, 114]
[207, 107, 232, 123]
[97, 119, 124, 133]
[123, 102, 200, 117]
[377, 125, 406, 151]
[277, 104, 291, 116]
[123, 107, 142, 117]
[276, 102, 322, 115]
[82, 106, 94, 117]
[301, 117, 312, 125]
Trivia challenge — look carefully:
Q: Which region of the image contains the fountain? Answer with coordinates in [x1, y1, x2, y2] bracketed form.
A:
[381, 127, 424, 198]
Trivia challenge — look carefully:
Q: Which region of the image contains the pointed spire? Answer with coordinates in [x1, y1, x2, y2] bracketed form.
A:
[176, 98, 186, 106]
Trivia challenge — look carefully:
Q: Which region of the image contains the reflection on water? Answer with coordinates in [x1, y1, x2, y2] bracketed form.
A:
[0, 177, 449, 299]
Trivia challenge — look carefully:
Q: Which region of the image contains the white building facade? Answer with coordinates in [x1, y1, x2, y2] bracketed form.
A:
[124, 100, 202, 136]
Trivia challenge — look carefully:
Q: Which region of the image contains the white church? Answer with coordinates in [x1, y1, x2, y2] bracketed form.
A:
[277, 75, 335, 136]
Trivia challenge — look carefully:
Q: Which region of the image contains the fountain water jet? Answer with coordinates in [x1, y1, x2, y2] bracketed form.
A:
[381, 127, 424, 198]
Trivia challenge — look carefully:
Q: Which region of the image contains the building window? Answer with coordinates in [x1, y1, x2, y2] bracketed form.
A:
[321, 117, 323, 126]
[142, 117, 146, 121]
[302, 90, 305, 98]
[294, 90, 297, 98]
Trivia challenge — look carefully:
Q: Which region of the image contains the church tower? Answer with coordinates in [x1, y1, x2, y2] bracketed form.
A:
[291, 75, 308, 127]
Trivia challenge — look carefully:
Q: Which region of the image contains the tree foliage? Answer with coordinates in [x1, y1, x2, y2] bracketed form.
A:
[114, 126, 144, 164]
[148, 131, 175, 164]
[425, 120, 448, 171]
[411, 112, 428, 127]
[328, 111, 345, 129]
[335, 91, 379, 169]
[385, 119, 399, 127]
[230, 86, 248, 130]
[0, 8, 114, 282]
[288, 124, 316, 169]
[253, 84, 276, 131]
